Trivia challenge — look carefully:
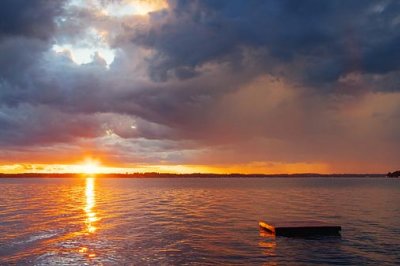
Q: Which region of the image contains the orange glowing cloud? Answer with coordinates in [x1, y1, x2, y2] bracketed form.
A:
[100, 0, 168, 17]
[0, 160, 330, 175]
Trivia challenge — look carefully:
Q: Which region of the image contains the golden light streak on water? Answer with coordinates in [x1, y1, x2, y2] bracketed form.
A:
[258, 229, 277, 257]
[85, 177, 97, 234]
[78, 177, 99, 259]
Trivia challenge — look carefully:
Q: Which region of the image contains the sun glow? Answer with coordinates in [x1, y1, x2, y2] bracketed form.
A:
[100, 0, 168, 17]
[53, 0, 169, 67]
[52, 26, 115, 67]
[53, 44, 115, 66]
[81, 159, 100, 175]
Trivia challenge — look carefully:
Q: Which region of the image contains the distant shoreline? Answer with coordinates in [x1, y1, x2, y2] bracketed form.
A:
[0, 173, 386, 178]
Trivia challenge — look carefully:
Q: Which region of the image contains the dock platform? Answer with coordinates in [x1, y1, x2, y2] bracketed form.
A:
[259, 220, 341, 237]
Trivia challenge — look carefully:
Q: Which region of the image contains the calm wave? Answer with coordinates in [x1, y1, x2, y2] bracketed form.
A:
[0, 177, 399, 265]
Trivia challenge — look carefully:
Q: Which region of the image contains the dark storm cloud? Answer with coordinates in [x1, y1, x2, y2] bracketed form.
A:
[363, 34, 400, 75]
[0, 0, 66, 39]
[135, 0, 400, 88]
[0, 0, 67, 105]
[0, 104, 102, 146]
[2, 0, 399, 114]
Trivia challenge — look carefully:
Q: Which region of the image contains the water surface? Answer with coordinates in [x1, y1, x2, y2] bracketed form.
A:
[0, 177, 399, 265]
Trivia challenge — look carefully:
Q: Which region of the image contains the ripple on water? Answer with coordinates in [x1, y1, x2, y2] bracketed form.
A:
[0, 177, 399, 265]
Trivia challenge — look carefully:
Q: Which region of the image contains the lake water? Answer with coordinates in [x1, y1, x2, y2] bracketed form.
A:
[0, 177, 399, 265]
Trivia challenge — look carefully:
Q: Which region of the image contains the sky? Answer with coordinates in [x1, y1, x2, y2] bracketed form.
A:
[0, 0, 399, 174]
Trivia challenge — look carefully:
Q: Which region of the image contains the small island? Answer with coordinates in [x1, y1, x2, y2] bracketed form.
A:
[387, 171, 400, 178]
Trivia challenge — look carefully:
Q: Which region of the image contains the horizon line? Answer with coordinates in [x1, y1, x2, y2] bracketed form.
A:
[0, 172, 387, 177]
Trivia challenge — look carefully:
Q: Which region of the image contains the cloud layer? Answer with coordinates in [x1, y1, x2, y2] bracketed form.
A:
[0, 0, 399, 173]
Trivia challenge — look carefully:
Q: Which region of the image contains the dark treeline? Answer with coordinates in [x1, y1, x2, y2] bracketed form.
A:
[387, 171, 400, 177]
[0, 173, 385, 178]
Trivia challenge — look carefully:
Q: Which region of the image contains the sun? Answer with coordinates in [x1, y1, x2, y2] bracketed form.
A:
[81, 159, 100, 175]
[83, 163, 98, 174]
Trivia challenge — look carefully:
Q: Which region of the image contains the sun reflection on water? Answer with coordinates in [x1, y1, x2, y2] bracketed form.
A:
[259, 229, 277, 257]
[85, 177, 97, 234]
[78, 177, 99, 259]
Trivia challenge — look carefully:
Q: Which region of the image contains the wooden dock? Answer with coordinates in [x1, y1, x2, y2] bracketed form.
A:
[259, 220, 341, 237]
